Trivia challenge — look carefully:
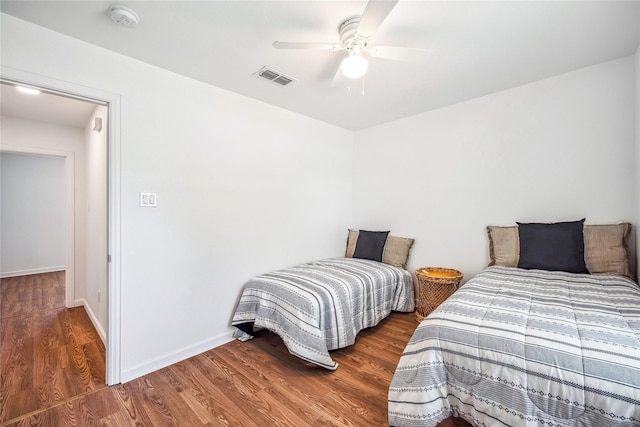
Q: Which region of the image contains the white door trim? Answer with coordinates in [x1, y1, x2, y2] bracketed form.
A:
[1, 66, 123, 385]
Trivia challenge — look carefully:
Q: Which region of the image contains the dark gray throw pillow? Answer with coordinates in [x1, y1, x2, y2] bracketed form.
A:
[517, 219, 589, 274]
[352, 230, 390, 262]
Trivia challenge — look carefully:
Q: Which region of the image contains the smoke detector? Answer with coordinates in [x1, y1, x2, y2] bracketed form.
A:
[109, 5, 139, 28]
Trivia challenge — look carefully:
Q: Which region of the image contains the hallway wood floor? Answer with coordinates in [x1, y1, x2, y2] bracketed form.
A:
[0, 272, 106, 425]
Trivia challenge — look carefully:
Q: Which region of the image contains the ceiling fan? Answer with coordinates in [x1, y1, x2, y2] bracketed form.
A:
[272, 0, 430, 82]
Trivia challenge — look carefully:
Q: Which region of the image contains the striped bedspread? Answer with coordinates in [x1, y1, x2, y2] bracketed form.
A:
[389, 266, 640, 427]
[231, 257, 414, 370]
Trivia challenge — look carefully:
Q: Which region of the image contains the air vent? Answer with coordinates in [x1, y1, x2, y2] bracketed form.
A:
[254, 67, 295, 87]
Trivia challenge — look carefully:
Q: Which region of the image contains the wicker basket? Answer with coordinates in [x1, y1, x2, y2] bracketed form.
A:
[414, 267, 463, 323]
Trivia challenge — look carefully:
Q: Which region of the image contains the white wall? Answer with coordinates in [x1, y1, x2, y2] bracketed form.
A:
[0, 14, 353, 381]
[83, 106, 109, 341]
[354, 56, 637, 281]
[1, 152, 66, 276]
[0, 117, 87, 290]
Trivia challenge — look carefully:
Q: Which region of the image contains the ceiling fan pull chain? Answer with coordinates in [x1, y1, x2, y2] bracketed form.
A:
[361, 77, 366, 96]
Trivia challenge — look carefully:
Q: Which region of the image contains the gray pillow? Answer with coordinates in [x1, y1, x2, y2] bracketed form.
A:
[516, 219, 589, 274]
[352, 230, 389, 262]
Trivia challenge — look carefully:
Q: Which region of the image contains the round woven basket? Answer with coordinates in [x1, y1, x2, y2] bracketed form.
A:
[414, 267, 463, 323]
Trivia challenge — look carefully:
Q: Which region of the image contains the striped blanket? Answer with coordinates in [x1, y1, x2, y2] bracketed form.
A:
[389, 266, 640, 427]
[232, 257, 414, 370]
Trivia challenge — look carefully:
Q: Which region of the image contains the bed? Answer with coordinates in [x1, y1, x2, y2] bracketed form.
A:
[388, 221, 640, 426]
[231, 230, 415, 370]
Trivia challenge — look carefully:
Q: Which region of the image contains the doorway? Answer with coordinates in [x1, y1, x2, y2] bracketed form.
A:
[0, 70, 121, 384]
[0, 81, 114, 422]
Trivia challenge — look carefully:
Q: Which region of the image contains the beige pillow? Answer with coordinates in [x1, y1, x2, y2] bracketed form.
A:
[487, 226, 519, 267]
[346, 229, 414, 269]
[346, 229, 359, 258]
[583, 223, 632, 278]
[486, 223, 632, 278]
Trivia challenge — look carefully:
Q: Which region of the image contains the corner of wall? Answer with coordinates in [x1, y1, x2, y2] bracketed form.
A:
[77, 298, 107, 344]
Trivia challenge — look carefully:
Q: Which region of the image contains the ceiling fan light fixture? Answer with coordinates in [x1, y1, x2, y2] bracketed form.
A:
[341, 53, 368, 79]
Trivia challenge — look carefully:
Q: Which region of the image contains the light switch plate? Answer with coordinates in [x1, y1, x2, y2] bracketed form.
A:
[140, 192, 157, 207]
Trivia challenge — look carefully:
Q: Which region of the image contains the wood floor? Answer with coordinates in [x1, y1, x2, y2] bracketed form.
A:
[0, 272, 106, 425]
[2, 273, 471, 427]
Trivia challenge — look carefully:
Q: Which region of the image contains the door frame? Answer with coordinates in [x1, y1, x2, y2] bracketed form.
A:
[1, 66, 122, 385]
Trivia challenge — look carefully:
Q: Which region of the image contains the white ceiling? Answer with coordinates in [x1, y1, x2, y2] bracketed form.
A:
[1, 1, 639, 131]
[0, 83, 99, 128]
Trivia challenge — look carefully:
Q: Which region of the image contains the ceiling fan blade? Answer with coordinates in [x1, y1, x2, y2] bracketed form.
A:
[357, 0, 399, 37]
[368, 46, 432, 63]
[272, 41, 342, 51]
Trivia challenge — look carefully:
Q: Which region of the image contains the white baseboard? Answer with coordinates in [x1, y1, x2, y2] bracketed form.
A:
[120, 331, 235, 383]
[0, 266, 65, 278]
[77, 298, 107, 345]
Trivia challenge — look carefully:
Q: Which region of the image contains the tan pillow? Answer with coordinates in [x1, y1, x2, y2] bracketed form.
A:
[487, 226, 519, 267]
[345, 229, 414, 269]
[487, 223, 632, 278]
[345, 229, 359, 258]
[383, 236, 415, 269]
[583, 223, 632, 278]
